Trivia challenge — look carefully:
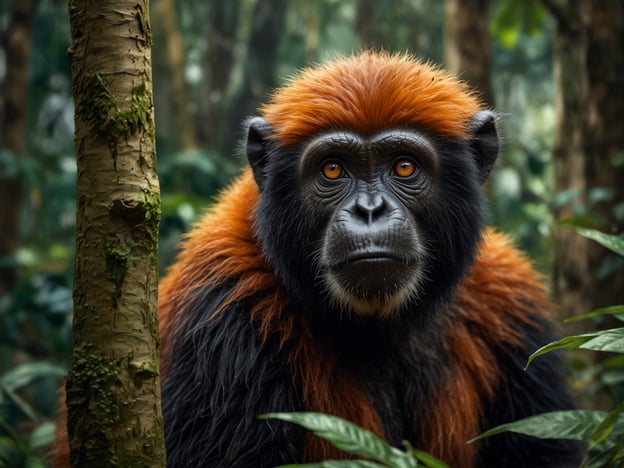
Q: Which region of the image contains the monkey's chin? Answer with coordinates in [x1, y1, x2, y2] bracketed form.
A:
[323, 259, 421, 318]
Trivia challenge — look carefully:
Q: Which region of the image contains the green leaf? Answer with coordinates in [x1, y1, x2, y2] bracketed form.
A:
[262, 412, 415, 467]
[590, 401, 624, 448]
[0, 362, 66, 391]
[0, 386, 37, 421]
[277, 461, 386, 468]
[526, 328, 624, 368]
[565, 305, 624, 323]
[29, 422, 57, 450]
[411, 449, 448, 468]
[575, 227, 624, 257]
[469, 410, 609, 443]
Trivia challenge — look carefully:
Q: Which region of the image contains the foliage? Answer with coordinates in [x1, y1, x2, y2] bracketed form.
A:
[0, 362, 65, 468]
[473, 228, 624, 467]
[262, 412, 447, 468]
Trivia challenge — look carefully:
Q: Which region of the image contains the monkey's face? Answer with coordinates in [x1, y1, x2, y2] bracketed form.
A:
[247, 109, 499, 319]
[299, 130, 437, 317]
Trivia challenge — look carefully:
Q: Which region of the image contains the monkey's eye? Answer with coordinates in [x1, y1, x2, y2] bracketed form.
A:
[322, 161, 345, 180]
[394, 160, 416, 178]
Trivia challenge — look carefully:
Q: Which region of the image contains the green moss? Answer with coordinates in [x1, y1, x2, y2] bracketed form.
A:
[79, 74, 154, 155]
[105, 243, 130, 308]
[70, 354, 121, 428]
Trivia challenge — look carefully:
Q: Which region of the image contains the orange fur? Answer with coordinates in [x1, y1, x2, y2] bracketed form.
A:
[261, 51, 483, 146]
[158, 173, 552, 465]
[419, 230, 550, 466]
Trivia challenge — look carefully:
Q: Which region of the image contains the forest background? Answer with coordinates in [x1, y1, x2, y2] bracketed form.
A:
[0, 0, 622, 465]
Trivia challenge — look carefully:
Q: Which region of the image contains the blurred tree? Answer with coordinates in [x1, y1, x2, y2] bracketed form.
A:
[444, 0, 495, 107]
[546, 0, 624, 326]
[356, 0, 384, 49]
[199, 0, 241, 149]
[223, 0, 288, 155]
[0, 0, 37, 296]
[154, 0, 198, 151]
[64, 0, 166, 466]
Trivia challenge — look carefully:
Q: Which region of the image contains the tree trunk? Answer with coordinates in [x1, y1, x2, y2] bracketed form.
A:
[547, 0, 624, 320]
[584, 0, 624, 308]
[545, 0, 624, 408]
[0, 0, 36, 296]
[444, 0, 495, 107]
[199, 0, 241, 148]
[356, 0, 384, 49]
[153, 0, 197, 151]
[222, 0, 288, 155]
[66, 1, 166, 466]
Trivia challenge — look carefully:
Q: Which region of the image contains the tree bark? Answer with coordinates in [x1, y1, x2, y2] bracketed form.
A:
[153, 0, 197, 151]
[66, 1, 165, 466]
[222, 0, 288, 154]
[444, 0, 495, 107]
[0, 0, 36, 296]
[199, 0, 241, 148]
[548, 0, 624, 321]
[546, 0, 624, 408]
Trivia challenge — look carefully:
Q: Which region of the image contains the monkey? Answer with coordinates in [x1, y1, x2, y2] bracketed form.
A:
[157, 52, 580, 467]
[52, 51, 580, 467]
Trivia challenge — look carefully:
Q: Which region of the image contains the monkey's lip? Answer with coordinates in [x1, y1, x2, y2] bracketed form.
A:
[333, 250, 409, 268]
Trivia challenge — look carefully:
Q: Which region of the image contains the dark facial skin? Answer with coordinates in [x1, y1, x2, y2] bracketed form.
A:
[298, 130, 439, 316]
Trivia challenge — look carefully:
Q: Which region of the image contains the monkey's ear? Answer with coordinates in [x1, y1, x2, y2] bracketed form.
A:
[469, 110, 500, 184]
[246, 117, 273, 191]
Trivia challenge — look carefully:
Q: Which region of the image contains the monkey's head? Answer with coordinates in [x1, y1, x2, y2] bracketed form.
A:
[246, 52, 499, 319]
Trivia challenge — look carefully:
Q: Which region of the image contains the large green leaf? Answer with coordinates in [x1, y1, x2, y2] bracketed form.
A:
[575, 227, 624, 257]
[527, 328, 624, 368]
[262, 412, 416, 468]
[469, 410, 610, 443]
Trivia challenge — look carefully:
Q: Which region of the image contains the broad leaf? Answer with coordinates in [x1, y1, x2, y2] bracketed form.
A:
[527, 328, 624, 368]
[262, 412, 416, 468]
[469, 410, 610, 443]
[575, 227, 624, 257]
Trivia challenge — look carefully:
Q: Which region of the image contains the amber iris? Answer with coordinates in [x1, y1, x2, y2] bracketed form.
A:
[322, 162, 344, 179]
[395, 160, 415, 177]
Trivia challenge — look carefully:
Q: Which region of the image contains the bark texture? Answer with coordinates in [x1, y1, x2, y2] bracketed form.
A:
[66, 0, 165, 466]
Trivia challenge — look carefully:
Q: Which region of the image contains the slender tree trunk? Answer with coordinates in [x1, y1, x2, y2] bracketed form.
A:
[547, 0, 624, 320]
[356, 0, 384, 49]
[547, 0, 592, 327]
[153, 0, 197, 151]
[545, 0, 624, 408]
[199, 0, 241, 148]
[66, 1, 166, 466]
[584, 0, 624, 307]
[444, 0, 495, 107]
[223, 0, 288, 154]
[0, 0, 36, 296]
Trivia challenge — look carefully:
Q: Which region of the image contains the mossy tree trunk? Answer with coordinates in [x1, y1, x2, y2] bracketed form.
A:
[66, 1, 166, 466]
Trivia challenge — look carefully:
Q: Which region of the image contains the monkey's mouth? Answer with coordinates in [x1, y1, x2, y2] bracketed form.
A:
[323, 249, 420, 316]
[332, 249, 411, 268]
